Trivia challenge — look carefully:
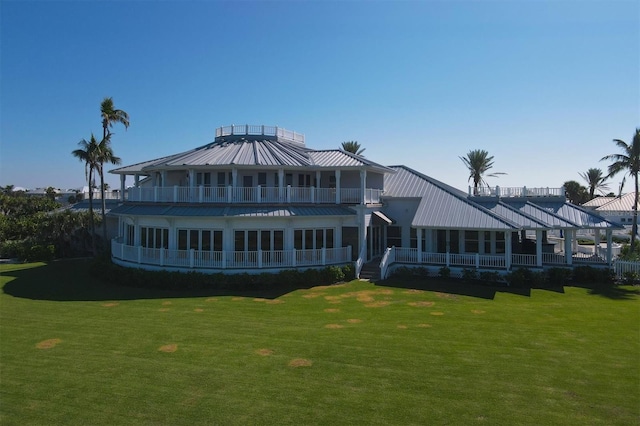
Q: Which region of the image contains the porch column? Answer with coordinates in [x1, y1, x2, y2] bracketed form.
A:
[417, 228, 422, 263]
[335, 170, 341, 204]
[369, 215, 373, 259]
[606, 229, 613, 266]
[161, 171, 167, 187]
[120, 174, 126, 201]
[478, 231, 485, 254]
[359, 211, 368, 262]
[360, 169, 367, 205]
[232, 168, 238, 188]
[564, 229, 573, 266]
[594, 229, 601, 259]
[134, 174, 140, 187]
[536, 230, 543, 267]
[278, 169, 284, 201]
[189, 168, 196, 202]
[505, 231, 512, 270]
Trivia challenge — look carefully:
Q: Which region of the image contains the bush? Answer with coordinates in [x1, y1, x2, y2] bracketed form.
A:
[505, 268, 546, 288]
[622, 271, 639, 285]
[438, 266, 450, 279]
[479, 271, 502, 284]
[546, 267, 572, 286]
[461, 268, 478, 282]
[25, 244, 55, 262]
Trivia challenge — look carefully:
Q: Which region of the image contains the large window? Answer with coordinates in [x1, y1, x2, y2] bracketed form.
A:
[196, 172, 211, 187]
[294, 228, 334, 250]
[496, 232, 506, 254]
[178, 229, 222, 251]
[386, 226, 401, 248]
[125, 223, 135, 245]
[140, 227, 168, 249]
[465, 231, 479, 253]
[234, 229, 284, 251]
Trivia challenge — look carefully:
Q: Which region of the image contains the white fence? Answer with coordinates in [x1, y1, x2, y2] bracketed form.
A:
[112, 240, 351, 272]
[127, 186, 382, 205]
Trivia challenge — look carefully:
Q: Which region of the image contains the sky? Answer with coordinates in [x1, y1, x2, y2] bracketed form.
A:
[1, 0, 638, 193]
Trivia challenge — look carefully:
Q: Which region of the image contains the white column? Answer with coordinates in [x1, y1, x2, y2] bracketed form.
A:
[478, 230, 485, 254]
[425, 229, 433, 252]
[232, 168, 238, 188]
[606, 229, 613, 266]
[120, 175, 126, 201]
[505, 231, 512, 270]
[536, 230, 543, 267]
[134, 174, 140, 187]
[335, 170, 341, 204]
[417, 228, 422, 263]
[360, 169, 367, 205]
[278, 169, 284, 201]
[315, 171, 321, 203]
[565, 229, 573, 266]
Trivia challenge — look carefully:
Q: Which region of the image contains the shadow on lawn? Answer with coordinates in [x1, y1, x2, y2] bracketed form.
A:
[378, 277, 532, 300]
[1, 259, 299, 302]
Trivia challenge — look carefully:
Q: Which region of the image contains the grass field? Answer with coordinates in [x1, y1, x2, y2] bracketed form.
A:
[1, 260, 638, 425]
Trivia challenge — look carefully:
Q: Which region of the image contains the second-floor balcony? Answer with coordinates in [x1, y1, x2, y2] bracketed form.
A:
[127, 186, 383, 205]
[469, 186, 565, 198]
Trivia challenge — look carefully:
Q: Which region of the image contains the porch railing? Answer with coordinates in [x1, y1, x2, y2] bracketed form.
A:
[127, 186, 382, 205]
[112, 240, 351, 271]
[470, 186, 565, 198]
[215, 125, 305, 144]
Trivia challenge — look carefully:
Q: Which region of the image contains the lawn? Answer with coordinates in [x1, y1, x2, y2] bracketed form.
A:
[1, 260, 638, 425]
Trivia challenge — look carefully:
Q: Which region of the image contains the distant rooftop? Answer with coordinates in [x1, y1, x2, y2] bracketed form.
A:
[215, 124, 305, 144]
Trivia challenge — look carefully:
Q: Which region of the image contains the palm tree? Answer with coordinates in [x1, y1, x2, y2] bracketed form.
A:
[72, 135, 100, 254]
[460, 149, 506, 195]
[563, 180, 589, 205]
[601, 128, 640, 250]
[95, 135, 121, 245]
[578, 168, 610, 200]
[341, 141, 365, 155]
[100, 97, 130, 140]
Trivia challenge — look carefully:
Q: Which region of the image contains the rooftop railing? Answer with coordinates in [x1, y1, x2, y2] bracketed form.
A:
[215, 124, 305, 144]
[470, 186, 565, 198]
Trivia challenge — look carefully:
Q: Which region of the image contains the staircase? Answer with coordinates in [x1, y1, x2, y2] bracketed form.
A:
[359, 259, 381, 282]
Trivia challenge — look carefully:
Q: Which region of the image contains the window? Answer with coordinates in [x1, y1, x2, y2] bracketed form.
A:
[495, 232, 506, 254]
[234, 230, 284, 251]
[386, 226, 401, 248]
[140, 227, 168, 249]
[483, 231, 491, 253]
[196, 172, 211, 186]
[298, 174, 312, 187]
[178, 229, 222, 251]
[294, 228, 335, 250]
[410, 228, 418, 249]
[465, 231, 479, 253]
[258, 173, 267, 186]
[125, 224, 135, 245]
[217, 172, 226, 187]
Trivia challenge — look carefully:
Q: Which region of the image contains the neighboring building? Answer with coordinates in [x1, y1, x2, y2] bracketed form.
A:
[108, 124, 622, 277]
[589, 192, 639, 227]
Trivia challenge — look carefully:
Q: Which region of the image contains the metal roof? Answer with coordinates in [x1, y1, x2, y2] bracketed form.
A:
[500, 200, 580, 228]
[533, 200, 623, 229]
[475, 200, 552, 229]
[582, 196, 616, 208]
[108, 204, 356, 218]
[384, 166, 517, 230]
[595, 192, 639, 212]
[111, 140, 394, 174]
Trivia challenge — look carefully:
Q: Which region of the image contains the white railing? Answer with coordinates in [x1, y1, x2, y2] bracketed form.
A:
[511, 254, 537, 267]
[394, 247, 419, 263]
[126, 185, 381, 205]
[112, 241, 351, 271]
[355, 245, 368, 278]
[614, 260, 640, 279]
[215, 124, 305, 144]
[542, 252, 567, 265]
[470, 186, 565, 198]
[379, 246, 395, 280]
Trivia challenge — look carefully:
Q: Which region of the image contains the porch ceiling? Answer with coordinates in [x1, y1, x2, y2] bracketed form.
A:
[108, 204, 357, 218]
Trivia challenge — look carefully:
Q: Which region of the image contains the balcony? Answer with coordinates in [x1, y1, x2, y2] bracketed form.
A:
[126, 186, 383, 205]
[111, 240, 352, 272]
[470, 186, 565, 198]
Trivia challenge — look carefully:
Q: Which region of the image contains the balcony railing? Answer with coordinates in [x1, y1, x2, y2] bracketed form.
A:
[470, 186, 565, 198]
[127, 186, 383, 205]
[112, 240, 351, 271]
[215, 124, 305, 144]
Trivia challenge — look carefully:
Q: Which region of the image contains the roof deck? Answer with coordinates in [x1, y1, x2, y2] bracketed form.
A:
[215, 124, 305, 144]
[470, 186, 565, 199]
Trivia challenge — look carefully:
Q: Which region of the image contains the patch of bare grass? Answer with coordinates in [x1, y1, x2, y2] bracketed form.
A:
[324, 308, 340, 313]
[101, 302, 119, 307]
[288, 358, 313, 367]
[471, 310, 486, 314]
[430, 311, 445, 316]
[256, 348, 274, 356]
[158, 344, 178, 353]
[325, 324, 344, 329]
[407, 301, 435, 307]
[36, 338, 61, 349]
[346, 319, 362, 324]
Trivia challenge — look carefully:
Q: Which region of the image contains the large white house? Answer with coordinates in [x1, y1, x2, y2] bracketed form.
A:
[108, 124, 622, 278]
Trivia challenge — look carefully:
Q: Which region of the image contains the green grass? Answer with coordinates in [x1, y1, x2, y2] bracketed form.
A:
[1, 260, 639, 425]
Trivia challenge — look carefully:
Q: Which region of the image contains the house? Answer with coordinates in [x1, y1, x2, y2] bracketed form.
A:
[587, 192, 639, 227]
[108, 124, 622, 278]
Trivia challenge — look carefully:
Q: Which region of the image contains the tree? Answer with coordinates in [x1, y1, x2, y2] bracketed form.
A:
[95, 135, 121, 244]
[341, 141, 365, 155]
[578, 168, 610, 200]
[72, 135, 100, 254]
[459, 149, 505, 195]
[100, 97, 130, 140]
[563, 180, 589, 205]
[601, 128, 640, 250]
[99, 97, 128, 246]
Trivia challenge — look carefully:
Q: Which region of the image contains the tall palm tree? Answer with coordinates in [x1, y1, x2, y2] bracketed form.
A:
[100, 97, 130, 140]
[72, 135, 100, 254]
[341, 141, 365, 155]
[601, 128, 640, 250]
[95, 135, 121, 245]
[460, 149, 506, 195]
[578, 168, 610, 200]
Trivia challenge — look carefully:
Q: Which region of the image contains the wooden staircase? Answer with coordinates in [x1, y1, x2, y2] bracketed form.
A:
[359, 259, 381, 282]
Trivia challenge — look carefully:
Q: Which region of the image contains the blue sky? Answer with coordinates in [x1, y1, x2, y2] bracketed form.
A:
[1, 0, 638, 193]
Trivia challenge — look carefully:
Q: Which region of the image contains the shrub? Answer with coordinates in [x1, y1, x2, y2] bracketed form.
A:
[622, 270, 639, 285]
[546, 267, 572, 286]
[438, 266, 450, 279]
[505, 268, 532, 287]
[461, 268, 478, 282]
[479, 271, 502, 284]
[25, 244, 55, 262]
